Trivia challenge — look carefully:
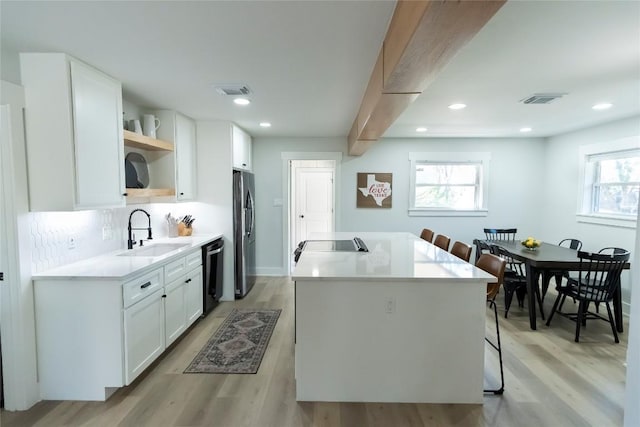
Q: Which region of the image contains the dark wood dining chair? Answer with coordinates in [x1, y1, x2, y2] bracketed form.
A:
[494, 246, 545, 319]
[544, 238, 584, 300]
[450, 241, 472, 262]
[476, 253, 506, 394]
[433, 234, 451, 251]
[546, 250, 630, 343]
[484, 228, 517, 242]
[420, 228, 435, 243]
[558, 246, 627, 313]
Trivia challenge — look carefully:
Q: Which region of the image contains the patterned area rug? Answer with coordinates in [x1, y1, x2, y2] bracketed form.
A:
[184, 308, 281, 374]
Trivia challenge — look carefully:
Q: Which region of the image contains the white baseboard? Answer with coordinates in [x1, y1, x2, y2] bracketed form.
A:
[256, 267, 286, 276]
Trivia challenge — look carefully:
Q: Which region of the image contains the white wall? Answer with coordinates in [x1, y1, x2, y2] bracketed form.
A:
[253, 136, 546, 274]
[624, 207, 640, 427]
[1, 80, 38, 410]
[541, 116, 639, 309]
[253, 138, 347, 274]
[339, 137, 546, 242]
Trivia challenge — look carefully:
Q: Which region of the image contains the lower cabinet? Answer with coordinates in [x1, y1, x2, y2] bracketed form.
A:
[124, 288, 165, 384]
[34, 247, 204, 401]
[164, 277, 188, 347]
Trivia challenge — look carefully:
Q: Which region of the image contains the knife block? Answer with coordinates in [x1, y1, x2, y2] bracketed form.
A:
[178, 222, 192, 236]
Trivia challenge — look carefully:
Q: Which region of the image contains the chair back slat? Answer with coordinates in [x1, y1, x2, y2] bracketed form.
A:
[559, 238, 582, 251]
[577, 250, 630, 303]
[494, 245, 525, 277]
[484, 228, 517, 242]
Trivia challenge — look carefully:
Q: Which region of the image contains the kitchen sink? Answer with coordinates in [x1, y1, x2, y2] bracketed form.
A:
[118, 243, 190, 257]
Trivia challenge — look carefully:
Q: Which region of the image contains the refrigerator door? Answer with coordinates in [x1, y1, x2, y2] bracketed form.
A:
[234, 171, 256, 297]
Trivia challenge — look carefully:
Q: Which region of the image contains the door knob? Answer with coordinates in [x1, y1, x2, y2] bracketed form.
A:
[299, 215, 304, 218]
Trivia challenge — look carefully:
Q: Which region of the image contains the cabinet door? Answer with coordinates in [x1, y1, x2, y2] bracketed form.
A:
[124, 289, 165, 384]
[185, 268, 203, 326]
[241, 130, 252, 171]
[175, 113, 196, 200]
[70, 60, 125, 208]
[232, 125, 252, 171]
[164, 277, 187, 347]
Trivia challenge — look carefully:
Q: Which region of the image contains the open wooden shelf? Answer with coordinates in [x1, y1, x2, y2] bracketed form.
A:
[125, 188, 176, 198]
[123, 130, 174, 151]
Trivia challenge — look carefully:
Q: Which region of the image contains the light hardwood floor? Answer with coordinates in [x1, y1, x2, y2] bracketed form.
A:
[2, 276, 627, 426]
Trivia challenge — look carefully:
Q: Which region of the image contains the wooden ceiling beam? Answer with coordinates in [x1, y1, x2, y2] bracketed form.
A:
[348, 0, 506, 156]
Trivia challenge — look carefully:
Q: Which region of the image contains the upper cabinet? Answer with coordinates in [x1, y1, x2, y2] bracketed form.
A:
[123, 110, 196, 202]
[21, 53, 125, 211]
[156, 110, 197, 201]
[232, 125, 253, 171]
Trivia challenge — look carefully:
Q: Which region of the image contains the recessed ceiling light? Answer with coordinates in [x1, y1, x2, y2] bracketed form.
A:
[259, 122, 271, 128]
[520, 127, 532, 133]
[233, 98, 251, 106]
[448, 103, 466, 110]
[592, 103, 612, 110]
[416, 127, 427, 132]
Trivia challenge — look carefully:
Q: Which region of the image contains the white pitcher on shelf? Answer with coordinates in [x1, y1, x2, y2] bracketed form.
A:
[143, 114, 160, 139]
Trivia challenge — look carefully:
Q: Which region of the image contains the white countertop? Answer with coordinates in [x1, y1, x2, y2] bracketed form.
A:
[292, 232, 495, 282]
[32, 233, 222, 280]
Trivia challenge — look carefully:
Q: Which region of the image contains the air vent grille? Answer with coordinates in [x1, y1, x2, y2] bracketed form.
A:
[520, 93, 567, 104]
[214, 84, 252, 96]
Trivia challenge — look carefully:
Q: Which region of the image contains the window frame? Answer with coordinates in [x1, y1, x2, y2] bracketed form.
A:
[577, 137, 639, 229]
[408, 152, 490, 217]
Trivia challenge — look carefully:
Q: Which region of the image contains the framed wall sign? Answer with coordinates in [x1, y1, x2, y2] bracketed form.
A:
[357, 172, 392, 208]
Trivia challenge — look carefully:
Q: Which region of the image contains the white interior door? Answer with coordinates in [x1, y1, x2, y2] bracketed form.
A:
[294, 166, 335, 245]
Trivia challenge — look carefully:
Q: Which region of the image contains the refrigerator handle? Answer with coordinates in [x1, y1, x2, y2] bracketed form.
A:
[246, 190, 255, 238]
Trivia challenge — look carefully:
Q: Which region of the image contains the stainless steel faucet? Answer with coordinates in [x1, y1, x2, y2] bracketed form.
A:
[128, 209, 153, 249]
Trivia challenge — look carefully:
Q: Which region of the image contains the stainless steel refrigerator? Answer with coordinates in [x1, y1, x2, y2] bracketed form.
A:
[233, 170, 256, 297]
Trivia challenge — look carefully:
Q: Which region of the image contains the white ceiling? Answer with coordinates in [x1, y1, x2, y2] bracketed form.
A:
[1, 1, 639, 140]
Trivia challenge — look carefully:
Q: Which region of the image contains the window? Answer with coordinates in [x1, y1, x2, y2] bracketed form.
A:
[578, 137, 639, 228]
[409, 152, 490, 216]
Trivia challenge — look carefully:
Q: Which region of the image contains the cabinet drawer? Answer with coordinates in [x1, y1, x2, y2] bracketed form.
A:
[185, 249, 202, 270]
[123, 268, 163, 308]
[165, 257, 187, 283]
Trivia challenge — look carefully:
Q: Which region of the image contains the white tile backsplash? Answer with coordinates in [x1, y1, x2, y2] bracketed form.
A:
[29, 202, 207, 273]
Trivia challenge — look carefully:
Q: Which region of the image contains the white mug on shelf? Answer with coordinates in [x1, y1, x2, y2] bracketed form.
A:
[128, 119, 143, 134]
[142, 114, 160, 139]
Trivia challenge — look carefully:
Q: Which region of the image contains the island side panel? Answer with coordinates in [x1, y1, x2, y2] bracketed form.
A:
[295, 279, 486, 403]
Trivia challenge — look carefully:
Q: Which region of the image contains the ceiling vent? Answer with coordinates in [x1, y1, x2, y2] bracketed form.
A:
[214, 84, 252, 96]
[520, 93, 567, 104]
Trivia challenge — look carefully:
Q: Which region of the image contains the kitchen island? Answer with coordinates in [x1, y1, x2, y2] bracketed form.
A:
[291, 232, 495, 404]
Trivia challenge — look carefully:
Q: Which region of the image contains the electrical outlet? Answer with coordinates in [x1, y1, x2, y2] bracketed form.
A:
[67, 236, 76, 250]
[102, 226, 113, 240]
[385, 297, 395, 314]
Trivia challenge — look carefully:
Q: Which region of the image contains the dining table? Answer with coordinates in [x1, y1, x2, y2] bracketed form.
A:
[473, 240, 631, 331]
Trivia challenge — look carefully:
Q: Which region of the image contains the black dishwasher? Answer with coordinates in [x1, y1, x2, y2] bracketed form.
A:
[202, 238, 224, 316]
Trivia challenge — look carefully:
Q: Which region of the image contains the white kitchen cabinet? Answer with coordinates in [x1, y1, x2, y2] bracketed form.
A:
[232, 124, 253, 171]
[185, 268, 204, 325]
[165, 249, 202, 346]
[20, 53, 125, 211]
[164, 276, 187, 347]
[175, 113, 197, 200]
[33, 246, 205, 401]
[124, 288, 165, 384]
[143, 110, 197, 201]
